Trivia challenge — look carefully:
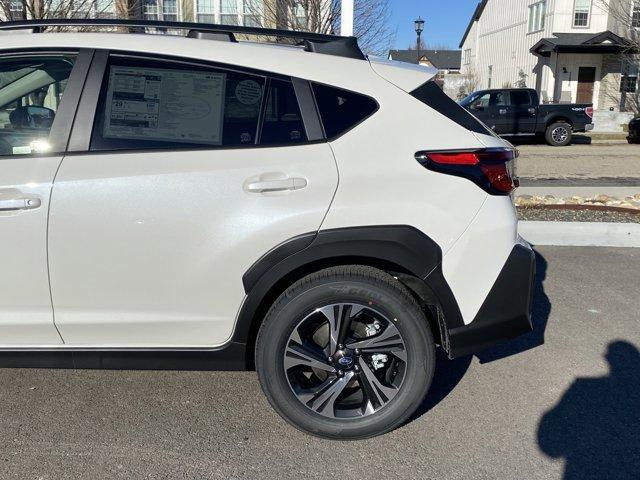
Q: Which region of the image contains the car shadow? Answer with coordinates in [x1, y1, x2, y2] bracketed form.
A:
[537, 341, 640, 479]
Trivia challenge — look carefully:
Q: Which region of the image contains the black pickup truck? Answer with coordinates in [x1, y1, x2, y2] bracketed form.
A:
[459, 88, 593, 146]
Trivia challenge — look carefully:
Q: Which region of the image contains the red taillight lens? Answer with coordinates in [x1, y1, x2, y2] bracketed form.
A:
[427, 152, 479, 165]
[416, 148, 519, 195]
[585, 107, 593, 118]
[480, 163, 519, 193]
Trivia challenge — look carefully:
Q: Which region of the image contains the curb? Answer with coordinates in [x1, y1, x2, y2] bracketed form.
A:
[518, 221, 640, 247]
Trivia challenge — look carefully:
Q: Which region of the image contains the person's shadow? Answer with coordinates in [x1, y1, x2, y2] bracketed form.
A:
[476, 250, 551, 364]
[537, 341, 640, 479]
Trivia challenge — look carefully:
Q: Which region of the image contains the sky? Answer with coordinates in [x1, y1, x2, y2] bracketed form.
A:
[390, 0, 479, 51]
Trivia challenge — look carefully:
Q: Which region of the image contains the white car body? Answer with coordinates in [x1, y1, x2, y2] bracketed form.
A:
[0, 26, 532, 361]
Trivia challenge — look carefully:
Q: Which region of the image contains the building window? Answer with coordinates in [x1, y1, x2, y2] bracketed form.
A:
[573, 0, 591, 27]
[487, 65, 493, 89]
[220, 0, 238, 25]
[243, 0, 262, 27]
[163, 0, 178, 21]
[293, 2, 308, 29]
[621, 60, 639, 93]
[528, 1, 546, 33]
[633, 1, 640, 28]
[463, 49, 471, 66]
[196, 0, 215, 23]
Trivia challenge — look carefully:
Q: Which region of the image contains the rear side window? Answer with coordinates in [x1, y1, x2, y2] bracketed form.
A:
[90, 56, 309, 151]
[410, 81, 493, 136]
[311, 83, 378, 139]
[261, 79, 307, 145]
[510, 90, 531, 106]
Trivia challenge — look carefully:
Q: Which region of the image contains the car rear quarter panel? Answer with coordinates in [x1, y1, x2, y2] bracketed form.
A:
[321, 82, 517, 324]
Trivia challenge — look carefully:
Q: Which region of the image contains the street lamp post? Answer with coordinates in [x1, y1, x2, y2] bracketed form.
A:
[415, 17, 425, 64]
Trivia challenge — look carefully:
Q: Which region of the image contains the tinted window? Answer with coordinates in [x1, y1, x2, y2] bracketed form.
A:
[91, 56, 267, 151]
[471, 91, 507, 109]
[412, 81, 494, 136]
[260, 79, 307, 145]
[510, 90, 532, 106]
[312, 83, 377, 139]
[0, 54, 76, 156]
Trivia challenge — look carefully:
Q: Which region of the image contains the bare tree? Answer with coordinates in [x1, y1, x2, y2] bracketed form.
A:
[457, 66, 480, 99]
[0, 0, 133, 24]
[247, 0, 394, 56]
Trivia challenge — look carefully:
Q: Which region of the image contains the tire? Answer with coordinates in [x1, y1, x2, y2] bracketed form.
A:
[255, 265, 435, 440]
[545, 122, 572, 146]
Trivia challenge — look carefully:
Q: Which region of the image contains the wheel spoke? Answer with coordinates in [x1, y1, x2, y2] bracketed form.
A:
[299, 371, 355, 417]
[357, 358, 399, 410]
[346, 322, 407, 361]
[284, 328, 335, 373]
[318, 304, 364, 355]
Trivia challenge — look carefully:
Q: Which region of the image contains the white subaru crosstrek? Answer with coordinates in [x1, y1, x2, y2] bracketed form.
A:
[0, 19, 535, 439]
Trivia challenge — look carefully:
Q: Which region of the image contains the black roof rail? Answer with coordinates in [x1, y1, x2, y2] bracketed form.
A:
[0, 19, 366, 60]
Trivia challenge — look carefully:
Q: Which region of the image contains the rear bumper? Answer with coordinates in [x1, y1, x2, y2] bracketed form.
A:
[584, 123, 594, 132]
[446, 243, 536, 358]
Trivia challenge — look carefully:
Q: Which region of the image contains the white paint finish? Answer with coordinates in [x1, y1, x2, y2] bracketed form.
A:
[0, 156, 63, 345]
[519, 221, 640, 247]
[48, 144, 338, 346]
[442, 195, 519, 324]
[340, 0, 354, 36]
[321, 77, 491, 261]
[369, 57, 437, 92]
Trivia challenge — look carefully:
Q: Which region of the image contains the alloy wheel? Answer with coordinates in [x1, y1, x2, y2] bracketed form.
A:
[283, 303, 407, 419]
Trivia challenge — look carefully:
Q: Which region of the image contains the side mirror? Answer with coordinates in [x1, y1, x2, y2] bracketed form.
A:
[473, 102, 484, 111]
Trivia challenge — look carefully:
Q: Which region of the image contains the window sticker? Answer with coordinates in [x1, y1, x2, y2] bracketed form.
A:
[235, 79, 263, 105]
[103, 66, 227, 145]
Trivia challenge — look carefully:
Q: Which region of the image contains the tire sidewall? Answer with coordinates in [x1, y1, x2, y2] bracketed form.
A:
[256, 276, 435, 440]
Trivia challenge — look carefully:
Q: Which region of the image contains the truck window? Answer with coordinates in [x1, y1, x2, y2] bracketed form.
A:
[510, 91, 532, 106]
[470, 91, 506, 109]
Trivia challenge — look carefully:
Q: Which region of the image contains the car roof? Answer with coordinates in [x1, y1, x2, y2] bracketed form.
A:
[0, 32, 379, 94]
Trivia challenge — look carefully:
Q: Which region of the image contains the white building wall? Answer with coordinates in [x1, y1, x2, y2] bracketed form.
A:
[460, 0, 633, 105]
[462, 0, 560, 94]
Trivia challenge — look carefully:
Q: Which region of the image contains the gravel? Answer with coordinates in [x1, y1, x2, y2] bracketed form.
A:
[517, 206, 640, 223]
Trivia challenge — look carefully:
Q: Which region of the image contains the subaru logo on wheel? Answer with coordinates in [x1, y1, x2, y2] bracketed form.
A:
[338, 356, 354, 367]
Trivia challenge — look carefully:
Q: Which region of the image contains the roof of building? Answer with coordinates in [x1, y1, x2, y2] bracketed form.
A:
[459, 0, 488, 48]
[530, 31, 634, 56]
[388, 49, 462, 70]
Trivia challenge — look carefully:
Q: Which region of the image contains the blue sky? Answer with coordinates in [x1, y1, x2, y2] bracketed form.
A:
[390, 0, 478, 50]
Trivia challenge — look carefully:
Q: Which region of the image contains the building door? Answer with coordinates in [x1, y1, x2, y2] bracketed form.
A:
[577, 67, 596, 104]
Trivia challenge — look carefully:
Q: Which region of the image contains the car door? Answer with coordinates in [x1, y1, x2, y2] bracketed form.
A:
[48, 52, 338, 347]
[0, 50, 89, 346]
[509, 90, 537, 134]
[468, 91, 510, 133]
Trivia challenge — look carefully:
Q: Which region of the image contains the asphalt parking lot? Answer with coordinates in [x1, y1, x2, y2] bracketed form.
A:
[515, 140, 640, 182]
[0, 246, 638, 480]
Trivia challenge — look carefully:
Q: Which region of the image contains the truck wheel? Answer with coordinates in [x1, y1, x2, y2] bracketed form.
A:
[255, 265, 435, 440]
[545, 122, 572, 146]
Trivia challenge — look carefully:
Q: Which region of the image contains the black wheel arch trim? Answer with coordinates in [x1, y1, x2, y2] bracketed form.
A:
[235, 225, 466, 348]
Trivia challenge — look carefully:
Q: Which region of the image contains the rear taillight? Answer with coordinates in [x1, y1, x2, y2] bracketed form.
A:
[585, 107, 593, 118]
[415, 148, 519, 195]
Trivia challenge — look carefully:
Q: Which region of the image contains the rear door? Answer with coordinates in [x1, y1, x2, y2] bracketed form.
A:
[48, 52, 338, 347]
[509, 90, 537, 134]
[0, 49, 90, 346]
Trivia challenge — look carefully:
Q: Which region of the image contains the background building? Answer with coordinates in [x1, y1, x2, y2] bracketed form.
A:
[388, 48, 462, 98]
[460, 0, 640, 132]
